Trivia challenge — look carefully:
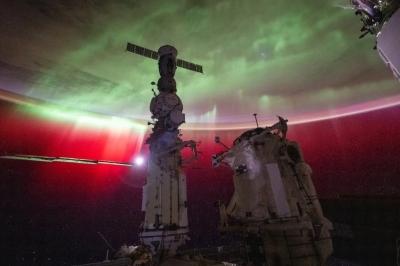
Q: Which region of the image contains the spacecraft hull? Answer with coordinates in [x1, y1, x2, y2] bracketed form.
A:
[139, 151, 190, 255]
[213, 121, 333, 265]
[136, 45, 198, 261]
[377, 8, 400, 82]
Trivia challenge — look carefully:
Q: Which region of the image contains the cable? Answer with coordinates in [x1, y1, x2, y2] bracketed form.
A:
[98, 232, 115, 252]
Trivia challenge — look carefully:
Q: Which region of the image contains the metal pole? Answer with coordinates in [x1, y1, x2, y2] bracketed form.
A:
[253, 114, 259, 127]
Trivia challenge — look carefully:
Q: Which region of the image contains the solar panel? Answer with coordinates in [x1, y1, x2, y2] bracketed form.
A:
[126, 42, 158, 60]
[176, 59, 203, 74]
[126, 42, 203, 74]
[0, 154, 133, 167]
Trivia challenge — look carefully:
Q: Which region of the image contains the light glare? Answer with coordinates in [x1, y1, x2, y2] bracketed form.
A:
[135, 157, 144, 165]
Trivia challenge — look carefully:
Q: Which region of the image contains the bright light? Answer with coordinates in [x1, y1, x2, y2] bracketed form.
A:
[135, 157, 144, 166]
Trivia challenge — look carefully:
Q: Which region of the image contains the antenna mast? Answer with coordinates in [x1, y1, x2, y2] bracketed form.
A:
[253, 113, 259, 128]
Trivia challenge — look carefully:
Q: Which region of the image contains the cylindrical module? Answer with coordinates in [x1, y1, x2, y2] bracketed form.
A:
[139, 155, 189, 255]
[213, 121, 333, 265]
[141, 184, 147, 212]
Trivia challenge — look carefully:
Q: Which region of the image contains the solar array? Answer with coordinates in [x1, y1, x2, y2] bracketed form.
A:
[126, 43, 158, 60]
[0, 154, 133, 167]
[126, 42, 203, 74]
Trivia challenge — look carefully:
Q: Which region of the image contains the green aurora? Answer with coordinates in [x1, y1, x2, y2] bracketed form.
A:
[0, 0, 399, 129]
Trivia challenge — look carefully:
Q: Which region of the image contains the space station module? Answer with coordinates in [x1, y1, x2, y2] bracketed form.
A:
[139, 45, 197, 259]
[213, 117, 333, 266]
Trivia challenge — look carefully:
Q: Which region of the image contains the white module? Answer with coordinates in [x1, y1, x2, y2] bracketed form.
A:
[138, 45, 199, 261]
[213, 117, 333, 266]
[377, 8, 400, 82]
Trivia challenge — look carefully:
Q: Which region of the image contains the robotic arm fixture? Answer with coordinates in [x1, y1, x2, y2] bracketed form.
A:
[350, 0, 399, 38]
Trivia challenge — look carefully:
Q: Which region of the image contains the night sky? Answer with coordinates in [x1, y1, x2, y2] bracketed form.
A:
[1, 0, 400, 265]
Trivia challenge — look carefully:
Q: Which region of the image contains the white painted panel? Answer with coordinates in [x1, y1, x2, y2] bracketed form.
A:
[171, 175, 179, 224]
[161, 173, 171, 224]
[266, 163, 290, 217]
[178, 173, 188, 227]
[377, 9, 400, 82]
[141, 185, 147, 211]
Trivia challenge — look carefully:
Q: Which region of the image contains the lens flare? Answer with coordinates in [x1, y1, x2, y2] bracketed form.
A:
[135, 157, 144, 166]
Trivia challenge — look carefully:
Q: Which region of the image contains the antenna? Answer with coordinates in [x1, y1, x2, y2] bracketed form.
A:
[215, 136, 229, 150]
[98, 232, 115, 252]
[253, 113, 259, 127]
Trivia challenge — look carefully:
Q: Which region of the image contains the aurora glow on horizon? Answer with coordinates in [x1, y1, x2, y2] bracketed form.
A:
[0, 0, 399, 130]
